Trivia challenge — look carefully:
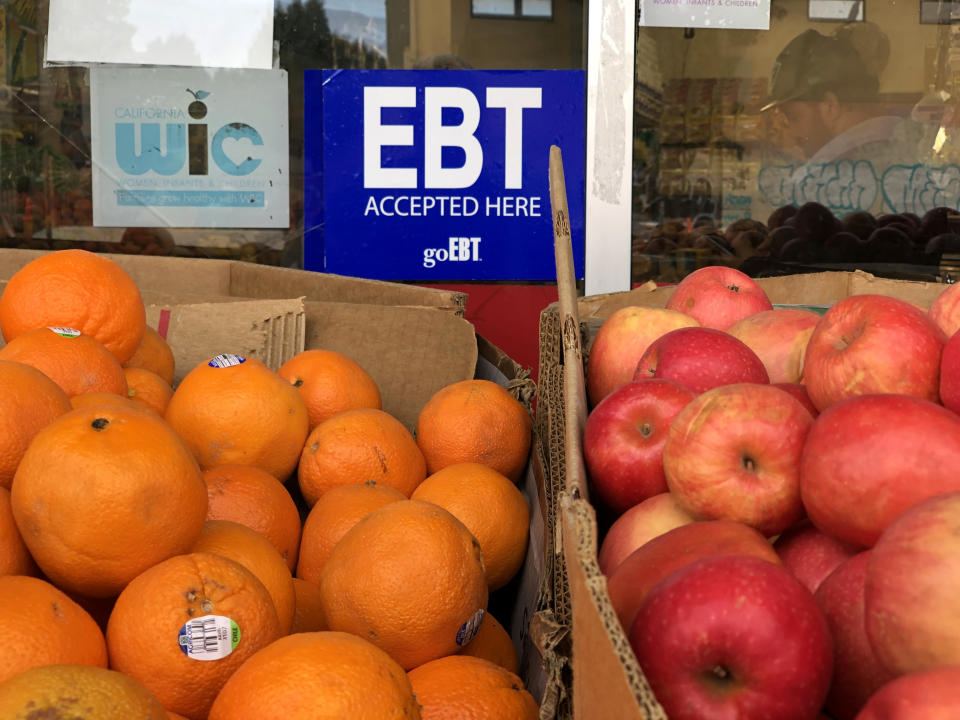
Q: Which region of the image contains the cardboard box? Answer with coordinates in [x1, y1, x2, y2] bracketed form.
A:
[0, 249, 470, 431]
[0, 249, 563, 715]
[538, 267, 948, 720]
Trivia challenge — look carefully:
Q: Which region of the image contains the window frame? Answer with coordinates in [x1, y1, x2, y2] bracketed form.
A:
[470, 0, 554, 21]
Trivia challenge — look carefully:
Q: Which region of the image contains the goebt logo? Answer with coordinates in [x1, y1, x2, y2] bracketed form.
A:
[115, 89, 263, 177]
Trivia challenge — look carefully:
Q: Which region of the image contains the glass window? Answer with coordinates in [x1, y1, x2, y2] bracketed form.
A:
[632, 0, 960, 286]
[0, 0, 582, 266]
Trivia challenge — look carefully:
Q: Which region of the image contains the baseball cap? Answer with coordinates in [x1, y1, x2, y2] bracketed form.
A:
[761, 29, 877, 112]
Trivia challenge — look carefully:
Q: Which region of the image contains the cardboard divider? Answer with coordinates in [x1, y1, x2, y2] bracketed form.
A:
[145, 298, 305, 383]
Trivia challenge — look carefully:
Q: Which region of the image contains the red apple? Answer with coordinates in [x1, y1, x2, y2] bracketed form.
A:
[772, 382, 819, 417]
[584, 379, 695, 513]
[633, 327, 769, 394]
[663, 383, 813, 536]
[597, 493, 695, 576]
[586, 306, 698, 406]
[586, 306, 697, 407]
[775, 519, 859, 595]
[606, 519, 781, 633]
[929, 281, 960, 338]
[665, 265, 774, 330]
[728, 308, 820, 383]
[815, 551, 895, 720]
[855, 667, 960, 719]
[803, 294, 945, 411]
[629, 555, 833, 720]
[940, 330, 960, 414]
[800, 394, 960, 547]
[864, 492, 960, 675]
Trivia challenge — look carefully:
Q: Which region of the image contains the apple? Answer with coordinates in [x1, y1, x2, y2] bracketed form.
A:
[663, 383, 813, 536]
[800, 394, 960, 547]
[814, 551, 895, 720]
[597, 493, 695, 576]
[774, 519, 859, 595]
[665, 265, 774, 330]
[929, 281, 960, 338]
[802, 294, 945, 411]
[606, 519, 781, 633]
[727, 308, 820, 383]
[855, 667, 960, 719]
[772, 382, 819, 418]
[633, 327, 769, 394]
[864, 491, 960, 675]
[940, 330, 960, 414]
[629, 554, 833, 720]
[583, 379, 695, 514]
[585, 306, 698, 407]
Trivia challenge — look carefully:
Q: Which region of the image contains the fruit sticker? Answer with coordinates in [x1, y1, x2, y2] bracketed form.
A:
[47, 326, 81, 338]
[178, 615, 240, 661]
[456, 608, 485, 647]
[208, 354, 246, 368]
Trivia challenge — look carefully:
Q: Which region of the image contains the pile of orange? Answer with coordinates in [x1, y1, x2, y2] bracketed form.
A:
[0, 248, 538, 714]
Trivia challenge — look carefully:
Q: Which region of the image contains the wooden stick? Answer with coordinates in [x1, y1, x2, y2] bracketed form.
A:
[548, 145, 590, 500]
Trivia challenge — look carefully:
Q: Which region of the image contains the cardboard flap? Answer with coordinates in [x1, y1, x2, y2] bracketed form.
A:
[302, 300, 477, 432]
[847, 270, 944, 309]
[562, 495, 667, 720]
[147, 298, 305, 383]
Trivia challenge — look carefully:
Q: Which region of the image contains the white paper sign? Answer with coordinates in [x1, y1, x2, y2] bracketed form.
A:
[90, 67, 289, 229]
[639, 0, 770, 29]
[46, 0, 274, 69]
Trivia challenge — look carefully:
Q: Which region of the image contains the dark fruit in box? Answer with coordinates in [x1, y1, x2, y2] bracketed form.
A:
[919, 207, 954, 240]
[767, 204, 798, 230]
[860, 227, 914, 264]
[794, 202, 839, 243]
[822, 232, 861, 264]
[841, 210, 877, 241]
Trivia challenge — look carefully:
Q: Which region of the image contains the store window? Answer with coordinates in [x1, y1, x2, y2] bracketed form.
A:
[632, 0, 960, 286]
[0, 0, 583, 267]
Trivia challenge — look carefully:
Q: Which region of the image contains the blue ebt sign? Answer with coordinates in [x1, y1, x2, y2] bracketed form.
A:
[304, 69, 585, 281]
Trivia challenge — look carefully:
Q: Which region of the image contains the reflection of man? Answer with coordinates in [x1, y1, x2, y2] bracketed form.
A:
[761, 27, 917, 166]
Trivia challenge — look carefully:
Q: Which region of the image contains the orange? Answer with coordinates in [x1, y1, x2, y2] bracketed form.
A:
[318, 499, 488, 670]
[209, 631, 422, 720]
[204, 464, 302, 571]
[193, 520, 296, 635]
[71, 390, 139, 410]
[0, 488, 35, 577]
[168, 714, 190, 720]
[106, 552, 283, 720]
[412, 462, 530, 590]
[458, 612, 520, 675]
[0, 326, 128, 397]
[0, 575, 108, 684]
[0, 248, 145, 363]
[124, 366, 173, 415]
[416, 379, 532, 482]
[124, 325, 176, 385]
[0, 664, 169, 719]
[10, 404, 208, 597]
[296, 480, 406, 584]
[291, 578, 327, 633]
[0, 359, 71, 489]
[298, 408, 426, 507]
[278, 349, 382, 430]
[407, 655, 539, 720]
[165, 354, 310, 480]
